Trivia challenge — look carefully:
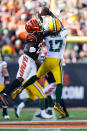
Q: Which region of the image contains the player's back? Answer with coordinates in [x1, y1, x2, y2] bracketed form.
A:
[45, 28, 67, 59]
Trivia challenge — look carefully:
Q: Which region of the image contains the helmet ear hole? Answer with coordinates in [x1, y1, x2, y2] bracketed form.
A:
[25, 19, 41, 33]
[48, 18, 61, 32]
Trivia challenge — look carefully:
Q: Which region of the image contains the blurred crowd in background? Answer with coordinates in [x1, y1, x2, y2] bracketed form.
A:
[0, 0, 87, 63]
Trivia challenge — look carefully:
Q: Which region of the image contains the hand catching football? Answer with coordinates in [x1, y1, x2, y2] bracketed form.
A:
[39, 7, 50, 16]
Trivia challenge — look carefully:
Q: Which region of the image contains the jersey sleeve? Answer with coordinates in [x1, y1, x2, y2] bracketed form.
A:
[60, 28, 68, 38]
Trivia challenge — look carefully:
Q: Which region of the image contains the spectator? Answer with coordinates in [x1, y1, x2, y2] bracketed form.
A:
[79, 43, 87, 62]
[0, 0, 87, 62]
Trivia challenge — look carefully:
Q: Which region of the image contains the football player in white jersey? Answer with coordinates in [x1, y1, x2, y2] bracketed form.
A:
[15, 7, 67, 117]
[0, 54, 10, 119]
[13, 51, 53, 119]
[36, 40, 69, 119]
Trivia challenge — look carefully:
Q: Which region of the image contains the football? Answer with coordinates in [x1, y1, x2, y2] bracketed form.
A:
[39, 7, 50, 16]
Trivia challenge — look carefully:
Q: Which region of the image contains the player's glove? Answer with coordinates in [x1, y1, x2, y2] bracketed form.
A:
[11, 87, 24, 99]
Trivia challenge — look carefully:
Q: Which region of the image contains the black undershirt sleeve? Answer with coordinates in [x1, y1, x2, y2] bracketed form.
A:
[1, 79, 22, 95]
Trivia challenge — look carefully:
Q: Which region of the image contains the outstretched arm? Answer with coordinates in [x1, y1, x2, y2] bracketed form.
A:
[39, 7, 55, 17]
[38, 7, 64, 28]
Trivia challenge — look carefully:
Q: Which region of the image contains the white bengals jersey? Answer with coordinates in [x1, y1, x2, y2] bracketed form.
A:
[16, 53, 37, 81]
[45, 28, 67, 59]
[0, 61, 7, 84]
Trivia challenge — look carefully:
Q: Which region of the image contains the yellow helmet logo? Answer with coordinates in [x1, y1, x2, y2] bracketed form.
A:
[48, 18, 61, 32]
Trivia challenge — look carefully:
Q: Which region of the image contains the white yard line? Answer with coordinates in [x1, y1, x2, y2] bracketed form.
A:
[27, 129, 61, 131]
[0, 120, 87, 123]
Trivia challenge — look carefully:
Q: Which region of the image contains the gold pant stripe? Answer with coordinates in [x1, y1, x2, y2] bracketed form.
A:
[33, 83, 45, 98]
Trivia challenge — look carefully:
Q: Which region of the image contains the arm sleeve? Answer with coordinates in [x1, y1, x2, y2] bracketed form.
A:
[60, 28, 68, 38]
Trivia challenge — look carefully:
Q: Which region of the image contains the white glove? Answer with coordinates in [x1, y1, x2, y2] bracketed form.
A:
[29, 47, 36, 53]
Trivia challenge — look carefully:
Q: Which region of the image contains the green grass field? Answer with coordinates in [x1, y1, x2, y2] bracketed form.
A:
[0, 108, 87, 131]
[0, 108, 87, 121]
[0, 109, 35, 121]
